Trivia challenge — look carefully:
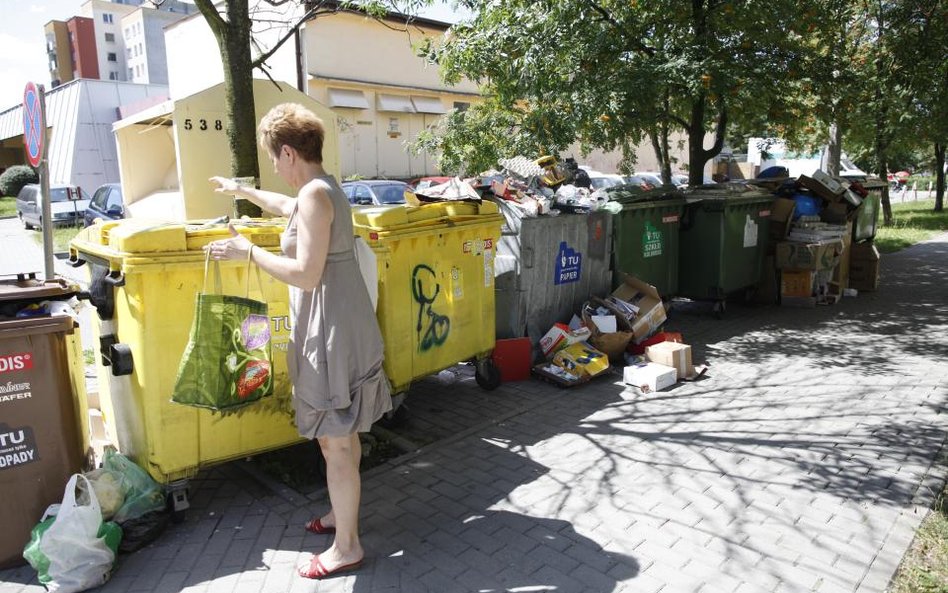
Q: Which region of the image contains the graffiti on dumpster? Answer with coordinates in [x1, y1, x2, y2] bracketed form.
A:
[0, 424, 38, 470]
[554, 241, 582, 285]
[412, 264, 450, 351]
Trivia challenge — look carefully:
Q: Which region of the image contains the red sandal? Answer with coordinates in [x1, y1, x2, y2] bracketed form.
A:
[304, 517, 336, 534]
[298, 555, 363, 579]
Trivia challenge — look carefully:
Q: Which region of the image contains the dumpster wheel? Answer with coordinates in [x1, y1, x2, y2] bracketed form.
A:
[475, 358, 502, 391]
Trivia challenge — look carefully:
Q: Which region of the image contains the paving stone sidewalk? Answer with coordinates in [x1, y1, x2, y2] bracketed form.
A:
[2, 232, 946, 593]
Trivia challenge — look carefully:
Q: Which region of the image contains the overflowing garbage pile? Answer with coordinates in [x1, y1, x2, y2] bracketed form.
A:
[412, 155, 625, 216]
[760, 170, 881, 306]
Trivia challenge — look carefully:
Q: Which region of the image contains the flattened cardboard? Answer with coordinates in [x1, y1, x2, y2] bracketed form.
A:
[781, 269, 816, 298]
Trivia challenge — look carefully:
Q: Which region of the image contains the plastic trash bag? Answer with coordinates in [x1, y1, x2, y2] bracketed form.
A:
[22, 474, 119, 593]
[77, 468, 125, 521]
[102, 449, 165, 524]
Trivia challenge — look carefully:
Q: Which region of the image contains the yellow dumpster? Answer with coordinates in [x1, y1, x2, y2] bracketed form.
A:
[68, 218, 301, 512]
[352, 201, 505, 393]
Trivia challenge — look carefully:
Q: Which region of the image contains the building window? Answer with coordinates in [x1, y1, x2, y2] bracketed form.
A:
[128, 67, 134, 78]
[105, 32, 115, 42]
[126, 47, 132, 59]
[107, 52, 117, 62]
[103, 13, 113, 24]
[124, 27, 130, 39]
[453, 102, 471, 112]
[109, 71, 118, 80]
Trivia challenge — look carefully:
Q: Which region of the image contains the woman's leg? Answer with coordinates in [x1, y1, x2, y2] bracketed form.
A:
[310, 435, 361, 529]
[301, 432, 364, 577]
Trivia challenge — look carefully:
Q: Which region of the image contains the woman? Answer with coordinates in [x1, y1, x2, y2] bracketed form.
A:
[206, 103, 392, 580]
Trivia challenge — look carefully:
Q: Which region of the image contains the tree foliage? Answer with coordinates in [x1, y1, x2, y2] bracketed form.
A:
[0, 165, 38, 198]
[422, 0, 817, 183]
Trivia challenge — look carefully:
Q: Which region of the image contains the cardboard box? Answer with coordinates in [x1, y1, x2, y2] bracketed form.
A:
[552, 342, 610, 378]
[775, 240, 844, 271]
[645, 341, 694, 380]
[769, 198, 796, 244]
[830, 221, 854, 295]
[611, 275, 667, 343]
[539, 323, 591, 358]
[781, 269, 816, 298]
[623, 362, 677, 392]
[849, 243, 880, 291]
[800, 171, 845, 201]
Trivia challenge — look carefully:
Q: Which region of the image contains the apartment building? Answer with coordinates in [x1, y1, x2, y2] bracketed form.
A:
[45, 0, 195, 89]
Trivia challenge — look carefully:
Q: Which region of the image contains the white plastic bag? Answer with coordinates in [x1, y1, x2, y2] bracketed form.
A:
[40, 474, 116, 593]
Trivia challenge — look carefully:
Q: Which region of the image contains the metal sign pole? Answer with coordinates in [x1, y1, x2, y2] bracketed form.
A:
[23, 82, 54, 281]
[37, 86, 54, 281]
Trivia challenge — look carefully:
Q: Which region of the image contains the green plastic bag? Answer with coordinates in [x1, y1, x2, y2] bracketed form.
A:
[172, 252, 273, 411]
[22, 474, 122, 591]
[102, 449, 165, 524]
[24, 517, 122, 585]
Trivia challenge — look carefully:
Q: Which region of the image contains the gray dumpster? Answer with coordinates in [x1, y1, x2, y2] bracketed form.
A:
[492, 199, 613, 353]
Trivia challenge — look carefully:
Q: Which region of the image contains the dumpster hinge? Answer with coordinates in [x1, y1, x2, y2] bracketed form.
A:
[99, 334, 134, 376]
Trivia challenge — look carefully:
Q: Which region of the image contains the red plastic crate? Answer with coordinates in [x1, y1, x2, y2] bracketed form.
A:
[491, 338, 533, 382]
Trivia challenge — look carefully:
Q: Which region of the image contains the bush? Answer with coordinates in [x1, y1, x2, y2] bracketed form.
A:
[0, 165, 38, 198]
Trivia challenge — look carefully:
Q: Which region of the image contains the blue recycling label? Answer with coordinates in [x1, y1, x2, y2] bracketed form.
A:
[554, 241, 582, 285]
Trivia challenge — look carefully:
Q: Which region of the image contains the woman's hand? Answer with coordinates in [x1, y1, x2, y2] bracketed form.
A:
[205, 223, 253, 261]
[209, 176, 244, 196]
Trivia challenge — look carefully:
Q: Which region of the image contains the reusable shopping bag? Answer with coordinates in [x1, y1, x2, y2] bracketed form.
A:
[171, 249, 273, 411]
[22, 474, 120, 593]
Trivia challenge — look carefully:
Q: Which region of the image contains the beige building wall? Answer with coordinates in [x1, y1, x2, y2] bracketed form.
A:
[303, 11, 477, 179]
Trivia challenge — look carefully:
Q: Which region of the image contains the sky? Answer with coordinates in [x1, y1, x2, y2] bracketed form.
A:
[0, 0, 80, 109]
[0, 0, 469, 112]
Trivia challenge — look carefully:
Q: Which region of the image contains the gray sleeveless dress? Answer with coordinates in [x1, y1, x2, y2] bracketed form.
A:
[281, 175, 392, 438]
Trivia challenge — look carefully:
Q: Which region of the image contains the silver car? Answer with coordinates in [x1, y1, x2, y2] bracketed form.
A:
[16, 184, 91, 229]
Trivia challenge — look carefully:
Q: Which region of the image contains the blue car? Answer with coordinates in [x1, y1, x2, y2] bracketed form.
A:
[84, 183, 125, 226]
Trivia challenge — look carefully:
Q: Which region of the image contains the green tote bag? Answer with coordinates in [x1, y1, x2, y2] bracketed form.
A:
[171, 250, 273, 411]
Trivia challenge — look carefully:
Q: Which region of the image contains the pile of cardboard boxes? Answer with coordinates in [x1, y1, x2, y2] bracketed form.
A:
[533, 275, 703, 395]
[762, 171, 881, 306]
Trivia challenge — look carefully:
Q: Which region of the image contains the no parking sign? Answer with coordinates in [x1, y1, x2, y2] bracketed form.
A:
[23, 82, 46, 167]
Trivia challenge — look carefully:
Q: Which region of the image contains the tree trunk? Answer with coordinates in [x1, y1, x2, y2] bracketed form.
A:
[935, 142, 945, 212]
[825, 121, 842, 176]
[687, 96, 727, 187]
[224, 0, 262, 217]
[874, 0, 893, 226]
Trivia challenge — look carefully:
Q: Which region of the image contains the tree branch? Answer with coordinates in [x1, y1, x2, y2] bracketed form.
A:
[193, 0, 226, 39]
[252, 4, 341, 69]
[585, 0, 656, 55]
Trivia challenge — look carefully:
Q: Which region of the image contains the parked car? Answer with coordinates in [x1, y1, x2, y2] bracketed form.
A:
[84, 183, 125, 226]
[622, 175, 657, 190]
[408, 176, 451, 192]
[587, 172, 625, 191]
[634, 172, 665, 187]
[16, 183, 91, 229]
[341, 180, 408, 206]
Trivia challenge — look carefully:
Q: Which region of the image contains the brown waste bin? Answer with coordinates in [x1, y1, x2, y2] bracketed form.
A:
[0, 278, 88, 569]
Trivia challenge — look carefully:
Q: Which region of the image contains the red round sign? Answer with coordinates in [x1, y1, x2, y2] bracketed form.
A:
[23, 82, 45, 168]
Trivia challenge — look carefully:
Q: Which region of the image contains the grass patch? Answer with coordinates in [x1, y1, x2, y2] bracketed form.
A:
[875, 199, 948, 254]
[83, 348, 95, 366]
[0, 197, 16, 218]
[29, 224, 83, 253]
[889, 475, 948, 593]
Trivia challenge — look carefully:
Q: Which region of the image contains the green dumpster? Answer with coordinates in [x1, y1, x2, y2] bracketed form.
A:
[608, 185, 685, 296]
[853, 178, 884, 243]
[678, 184, 774, 314]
